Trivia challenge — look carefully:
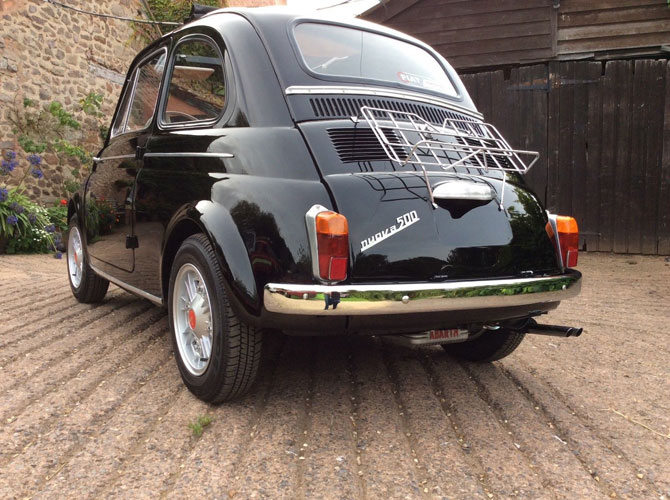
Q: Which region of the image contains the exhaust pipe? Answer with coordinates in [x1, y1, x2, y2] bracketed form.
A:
[524, 319, 583, 338]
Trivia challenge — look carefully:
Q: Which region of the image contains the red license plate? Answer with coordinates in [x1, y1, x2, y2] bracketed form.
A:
[429, 328, 466, 340]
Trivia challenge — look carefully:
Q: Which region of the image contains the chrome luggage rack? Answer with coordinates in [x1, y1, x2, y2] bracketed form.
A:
[360, 106, 539, 209]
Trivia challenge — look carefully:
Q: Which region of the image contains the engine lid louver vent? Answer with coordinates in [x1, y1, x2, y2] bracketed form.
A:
[328, 128, 404, 163]
[309, 96, 474, 126]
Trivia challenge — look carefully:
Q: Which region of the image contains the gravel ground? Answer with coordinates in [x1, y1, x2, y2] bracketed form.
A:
[0, 252, 669, 499]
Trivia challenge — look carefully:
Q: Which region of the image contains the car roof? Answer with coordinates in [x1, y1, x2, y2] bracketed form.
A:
[173, 6, 439, 56]
[128, 6, 473, 113]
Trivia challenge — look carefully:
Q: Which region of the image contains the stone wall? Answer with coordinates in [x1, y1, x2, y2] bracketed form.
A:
[0, 0, 146, 201]
[0, 0, 286, 203]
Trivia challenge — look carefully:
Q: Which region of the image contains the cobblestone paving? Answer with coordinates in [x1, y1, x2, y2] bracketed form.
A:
[0, 253, 668, 499]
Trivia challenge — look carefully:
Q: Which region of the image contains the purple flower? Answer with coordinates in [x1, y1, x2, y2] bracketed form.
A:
[27, 154, 42, 166]
[0, 187, 7, 202]
[9, 202, 24, 214]
[2, 152, 18, 173]
[44, 223, 56, 233]
[31, 168, 43, 179]
[6, 215, 18, 226]
[1, 159, 16, 174]
[54, 251, 63, 259]
[53, 232, 62, 243]
[28, 213, 37, 224]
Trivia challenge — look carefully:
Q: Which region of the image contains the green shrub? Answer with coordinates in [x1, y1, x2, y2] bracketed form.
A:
[1, 151, 64, 257]
[2, 91, 105, 255]
[0, 186, 60, 255]
[46, 203, 68, 232]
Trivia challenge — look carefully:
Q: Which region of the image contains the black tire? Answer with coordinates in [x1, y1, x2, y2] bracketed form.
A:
[441, 328, 525, 362]
[67, 215, 109, 303]
[168, 234, 262, 403]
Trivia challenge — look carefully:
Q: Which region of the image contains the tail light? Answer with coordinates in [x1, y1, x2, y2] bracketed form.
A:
[546, 214, 579, 268]
[306, 205, 349, 282]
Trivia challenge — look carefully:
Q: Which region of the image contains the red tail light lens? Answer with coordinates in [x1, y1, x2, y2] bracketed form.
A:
[546, 215, 579, 268]
[315, 211, 349, 281]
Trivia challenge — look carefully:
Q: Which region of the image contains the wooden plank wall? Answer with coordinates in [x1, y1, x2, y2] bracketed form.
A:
[362, 0, 554, 70]
[461, 59, 670, 255]
[363, 1, 670, 70]
[558, 0, 670, 55]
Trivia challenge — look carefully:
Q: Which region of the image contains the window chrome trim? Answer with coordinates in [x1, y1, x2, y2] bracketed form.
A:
[264, 270, 581, 316]
[89, 263, 163, 306]
[143, 152, 234, 159]
[285, 85, 483, 120]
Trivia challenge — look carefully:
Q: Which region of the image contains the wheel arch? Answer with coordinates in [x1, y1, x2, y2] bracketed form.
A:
[161, 217, 202, 300]
[161, 202, 261, 321]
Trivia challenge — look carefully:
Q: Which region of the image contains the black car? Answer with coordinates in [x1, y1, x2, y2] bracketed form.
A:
[66, 6, 582, 403]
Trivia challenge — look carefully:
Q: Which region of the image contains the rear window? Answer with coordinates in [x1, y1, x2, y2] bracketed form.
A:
[294, 23, 457, 98]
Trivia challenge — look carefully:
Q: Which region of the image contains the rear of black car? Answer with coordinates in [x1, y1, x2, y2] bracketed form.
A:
[250, 13, 581, 339]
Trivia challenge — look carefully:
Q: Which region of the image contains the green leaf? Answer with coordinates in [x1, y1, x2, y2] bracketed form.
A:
[49, 101, 81, 129]
[80, 92, 104, 116]
[17, 135, 47, 154]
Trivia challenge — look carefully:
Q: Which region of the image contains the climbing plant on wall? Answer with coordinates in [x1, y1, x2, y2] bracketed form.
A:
[134, 0, 223, 43]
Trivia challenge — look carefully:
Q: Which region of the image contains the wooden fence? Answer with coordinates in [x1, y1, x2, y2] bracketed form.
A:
[461, 59, 670, 255]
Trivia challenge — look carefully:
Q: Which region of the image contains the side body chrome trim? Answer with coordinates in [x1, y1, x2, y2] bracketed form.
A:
[285, 85, 483, 120]
[93, 154, 136, 163]
[264, 270, 581, 316]
[90, 263, 164, 306]
[143, 152, 234, 159]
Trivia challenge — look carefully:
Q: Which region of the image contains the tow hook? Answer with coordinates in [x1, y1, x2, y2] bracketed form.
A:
[524, 318, 583, 338]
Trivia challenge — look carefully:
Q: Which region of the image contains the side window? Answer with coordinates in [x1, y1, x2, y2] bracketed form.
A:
[126, 51, 166, 133]
[110, 75, 135, 137]
[163, 38, 226, 125]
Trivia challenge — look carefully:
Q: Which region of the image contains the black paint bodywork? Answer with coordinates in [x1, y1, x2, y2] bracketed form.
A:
[72, 9, 563, 335]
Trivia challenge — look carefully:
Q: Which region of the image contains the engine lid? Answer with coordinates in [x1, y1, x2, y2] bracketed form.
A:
[297, 120, 559, 282]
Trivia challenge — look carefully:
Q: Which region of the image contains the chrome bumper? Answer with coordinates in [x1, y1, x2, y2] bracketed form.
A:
[263, 270, 581, 316]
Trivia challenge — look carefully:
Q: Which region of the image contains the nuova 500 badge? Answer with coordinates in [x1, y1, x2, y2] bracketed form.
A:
[360, 211, 420, 252]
